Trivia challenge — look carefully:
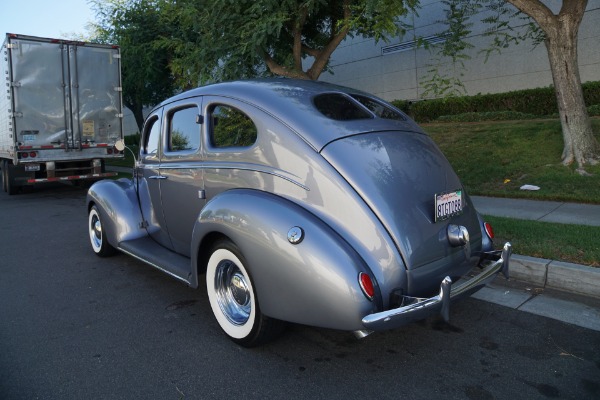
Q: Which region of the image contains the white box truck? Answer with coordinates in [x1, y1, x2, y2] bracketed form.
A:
[1, 33, 124, 194]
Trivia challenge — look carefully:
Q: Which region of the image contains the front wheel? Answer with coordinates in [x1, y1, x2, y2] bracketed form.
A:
[206, 240, 284, 347]
[88, 205, 116, 257]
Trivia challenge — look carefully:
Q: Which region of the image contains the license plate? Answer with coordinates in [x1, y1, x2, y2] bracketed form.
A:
[25, 164, 41, 172]
[435, 190, 463, 222]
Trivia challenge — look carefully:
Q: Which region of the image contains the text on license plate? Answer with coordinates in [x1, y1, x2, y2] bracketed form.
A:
[435, 190, 463, 221]
[25, 164, 41, 172]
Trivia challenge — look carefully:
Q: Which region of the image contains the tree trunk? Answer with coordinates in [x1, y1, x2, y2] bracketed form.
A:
[545, 20, 599, 169]
[509, 0, 599, 171]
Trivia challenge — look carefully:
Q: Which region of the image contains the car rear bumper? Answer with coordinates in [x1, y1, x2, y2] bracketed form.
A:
[358, 242, 512, 335]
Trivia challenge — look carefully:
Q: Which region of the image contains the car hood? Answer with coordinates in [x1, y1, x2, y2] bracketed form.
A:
[321, 130, 483, 272]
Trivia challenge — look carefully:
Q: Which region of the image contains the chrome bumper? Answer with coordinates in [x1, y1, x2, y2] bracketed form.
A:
[359, 242, 512, 334]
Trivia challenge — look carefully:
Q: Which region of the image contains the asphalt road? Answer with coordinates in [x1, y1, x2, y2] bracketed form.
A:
[1, 184, 599, 400]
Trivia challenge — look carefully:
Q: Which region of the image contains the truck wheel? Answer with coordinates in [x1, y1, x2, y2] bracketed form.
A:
[1, 161, 6, 193]
[4, 162, 17, 195]
[206, 240, 284, 347]
[88, 205, 116, 257]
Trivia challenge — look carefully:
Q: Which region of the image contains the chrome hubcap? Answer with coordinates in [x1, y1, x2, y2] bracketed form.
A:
[214, 260, 251, 325]
[91, 214, 102, 248]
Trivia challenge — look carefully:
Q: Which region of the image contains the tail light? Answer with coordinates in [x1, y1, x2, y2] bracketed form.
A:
[484, 222, 495, 240]
[358, 272, 375, 301]
[29, 151, 37, 158]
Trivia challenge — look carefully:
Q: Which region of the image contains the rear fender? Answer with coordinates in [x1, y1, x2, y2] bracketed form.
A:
[86, 178, 146, 248]
[191, 189, 380, 331]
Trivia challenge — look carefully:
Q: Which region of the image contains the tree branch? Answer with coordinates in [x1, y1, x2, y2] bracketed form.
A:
[293, 5, 309, 72]
[306, 0, 350, 80]
[507, 0, 556, 30]
[260, 48, 310, 79]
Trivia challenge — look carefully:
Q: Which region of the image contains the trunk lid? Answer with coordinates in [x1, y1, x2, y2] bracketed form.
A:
[321, 130, 483, 277]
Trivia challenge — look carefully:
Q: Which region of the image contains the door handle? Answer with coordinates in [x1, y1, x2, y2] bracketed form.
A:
[149, 175, 168, 180]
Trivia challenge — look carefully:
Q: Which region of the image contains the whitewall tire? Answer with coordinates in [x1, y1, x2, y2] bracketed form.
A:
[206, 240, 284, 346]
[88, 205, 116, 257]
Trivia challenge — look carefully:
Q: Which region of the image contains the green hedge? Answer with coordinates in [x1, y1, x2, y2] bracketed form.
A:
[392, 81, 600, 123]
[124, 133, 140, 146]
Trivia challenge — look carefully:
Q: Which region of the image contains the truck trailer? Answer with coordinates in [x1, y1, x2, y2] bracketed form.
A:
[1, 33, 124, 194]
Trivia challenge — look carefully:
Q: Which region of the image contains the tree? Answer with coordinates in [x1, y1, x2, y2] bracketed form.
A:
[505, 0, 599, 171]
[426, 0, 599, 172]
[90, 0, 177, 132]
[163, 0, 420, 85]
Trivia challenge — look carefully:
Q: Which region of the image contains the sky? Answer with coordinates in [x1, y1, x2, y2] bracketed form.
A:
[0, 0, 95, 40]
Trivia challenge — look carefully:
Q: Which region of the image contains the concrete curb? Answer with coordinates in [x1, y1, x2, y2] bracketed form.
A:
[510, 254, 600, 299]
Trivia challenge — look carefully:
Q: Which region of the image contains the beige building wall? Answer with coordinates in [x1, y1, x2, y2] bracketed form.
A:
[320, 0, 600, 102]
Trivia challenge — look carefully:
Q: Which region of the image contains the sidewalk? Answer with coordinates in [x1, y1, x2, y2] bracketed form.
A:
[470, 195, 600, 331]
[471, 195, 600, 226]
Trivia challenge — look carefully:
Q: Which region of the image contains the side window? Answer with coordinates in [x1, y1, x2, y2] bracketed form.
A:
[210, 105, 257, 148]
[168, 106, 200, 152]
[143, 115, 161, 156]
[351, 95, 406, 121]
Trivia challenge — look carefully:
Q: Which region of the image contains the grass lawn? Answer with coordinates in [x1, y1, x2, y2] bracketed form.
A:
[485, 215, 600, 267]
[424, 118, 600, 204]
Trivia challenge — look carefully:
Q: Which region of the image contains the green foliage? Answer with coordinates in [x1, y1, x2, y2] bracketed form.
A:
[436, 111, 538, 122]
[124, 133, 140, 146]
[89, 0, 177, 130]
[112, 0, 420, 87]
[589, 104, 600, 117]
[212, 106, 258, 148]
[394, 81, 600, 122]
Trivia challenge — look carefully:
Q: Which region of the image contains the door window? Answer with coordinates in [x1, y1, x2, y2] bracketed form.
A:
[168, 106, 200, 152]
[209, 105, 257, 148]
[142, 115, 161, 157]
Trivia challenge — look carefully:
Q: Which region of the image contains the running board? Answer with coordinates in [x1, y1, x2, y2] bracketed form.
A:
[119, 237, 191, 285]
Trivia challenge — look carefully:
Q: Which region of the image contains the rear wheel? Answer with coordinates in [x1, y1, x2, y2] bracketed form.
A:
[1, 161, 6, 193]
[88, 205, 116, 257]
[3, 161, 17, 195]
[206, 240, 284, 347]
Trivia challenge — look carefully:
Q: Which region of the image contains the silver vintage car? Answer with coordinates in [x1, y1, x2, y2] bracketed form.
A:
[87, 79, 511, 346]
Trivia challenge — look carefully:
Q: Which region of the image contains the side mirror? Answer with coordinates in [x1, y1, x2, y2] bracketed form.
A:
[115, 139, 126, 152]
[115, 139, 138, 167]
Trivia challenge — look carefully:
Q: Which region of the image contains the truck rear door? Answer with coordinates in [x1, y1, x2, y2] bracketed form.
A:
[9, 35, 122, 161]
[9, 37, 67, 155]
[70, 43, 122, 151]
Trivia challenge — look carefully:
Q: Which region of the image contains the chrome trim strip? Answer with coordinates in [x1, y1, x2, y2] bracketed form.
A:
[156, 163, 310, 191]
[361, 242, 512, 332]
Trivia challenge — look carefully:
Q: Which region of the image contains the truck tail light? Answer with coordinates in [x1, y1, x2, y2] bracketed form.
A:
[29, 151, 37, 158]
[484, 222, 495, 239]
[21, 152, 28, 158]
[359, 272, 375, 301]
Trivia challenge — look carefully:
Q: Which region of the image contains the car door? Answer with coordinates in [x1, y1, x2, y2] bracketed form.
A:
[158, 99, 206, 256]
[202, 98, 261, 202]
[137, 107, 174, 249]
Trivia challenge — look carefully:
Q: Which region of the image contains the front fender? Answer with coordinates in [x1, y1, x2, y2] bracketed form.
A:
[86, 178, 145, 249]
[191, 189, 380, 331]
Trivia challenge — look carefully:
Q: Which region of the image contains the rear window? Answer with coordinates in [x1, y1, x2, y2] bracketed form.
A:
[351, 95, 406, 121]
[313, 93, 373, 121]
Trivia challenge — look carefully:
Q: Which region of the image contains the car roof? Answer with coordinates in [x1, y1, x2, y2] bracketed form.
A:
[155, 78, 423, 151]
